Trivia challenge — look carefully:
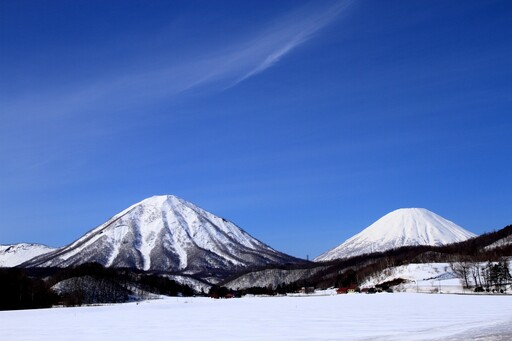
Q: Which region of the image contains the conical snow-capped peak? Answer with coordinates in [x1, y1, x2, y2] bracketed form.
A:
[22, 195, 298, 273]
[315, 208, 476, 262]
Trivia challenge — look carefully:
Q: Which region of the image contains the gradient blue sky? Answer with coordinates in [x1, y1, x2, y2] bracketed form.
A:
[1, 0, 511, 258]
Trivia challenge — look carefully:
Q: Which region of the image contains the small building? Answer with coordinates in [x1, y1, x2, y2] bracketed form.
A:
[337, 287, 348, 294]
[336, 285, 357, 294]
[300, 287, 315, 294]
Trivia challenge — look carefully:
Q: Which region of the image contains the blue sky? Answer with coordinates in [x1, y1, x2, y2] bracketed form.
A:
[1, 0, 511, 258]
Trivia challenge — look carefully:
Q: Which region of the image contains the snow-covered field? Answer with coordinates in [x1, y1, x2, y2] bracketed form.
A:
[1, 293, 512, 340]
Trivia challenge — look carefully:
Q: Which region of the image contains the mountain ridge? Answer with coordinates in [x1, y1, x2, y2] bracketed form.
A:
[21, 195, 301, 275]
[0, 243, 56, 267]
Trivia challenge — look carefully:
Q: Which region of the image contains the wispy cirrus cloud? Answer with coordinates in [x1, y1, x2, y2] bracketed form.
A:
[230, 1, 351, 87]
[2, 1, 351, 122]
[104, 0, 351, 98]
[180, 1, 352, 92]
[0, 0, 352, 180]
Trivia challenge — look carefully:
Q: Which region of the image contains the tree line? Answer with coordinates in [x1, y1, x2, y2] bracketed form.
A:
[0, 263, 195, 311]
[224, 224, 512, 293]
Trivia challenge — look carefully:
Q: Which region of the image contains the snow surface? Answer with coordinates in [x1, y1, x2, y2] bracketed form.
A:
[1, 294, 512, 340]
[316, 208, 476, 261]
[0, 243, 55, 267]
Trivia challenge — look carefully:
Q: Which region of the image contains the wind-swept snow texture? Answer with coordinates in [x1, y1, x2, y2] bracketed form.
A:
[22, 195, 298, 273]
[0, 243, 55, 267]
[1, 294, 512, 340]
[316, 208, 476, 261]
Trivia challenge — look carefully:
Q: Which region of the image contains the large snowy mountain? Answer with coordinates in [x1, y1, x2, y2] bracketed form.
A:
[0, 243, 55, 267]
[315, 208, 476, 262]
[22, 195, 299, 274]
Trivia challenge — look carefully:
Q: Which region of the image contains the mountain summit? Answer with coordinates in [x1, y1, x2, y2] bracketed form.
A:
[315, 208, 476, 262]
[23, 195, 299, 273]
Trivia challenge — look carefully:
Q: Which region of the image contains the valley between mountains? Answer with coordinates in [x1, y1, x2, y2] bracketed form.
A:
[1, 194, 511, 306]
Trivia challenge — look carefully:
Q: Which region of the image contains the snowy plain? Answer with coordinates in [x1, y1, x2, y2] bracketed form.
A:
[1, 293, 512, 341]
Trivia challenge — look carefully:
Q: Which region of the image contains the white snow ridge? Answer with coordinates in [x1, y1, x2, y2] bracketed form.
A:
[21, 195, 298, 273]
[0, 243, 55, 267]
[315, 208, 476, 262]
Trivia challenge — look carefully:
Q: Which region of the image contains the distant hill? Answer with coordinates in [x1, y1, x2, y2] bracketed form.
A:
[0, 243, 55, 267]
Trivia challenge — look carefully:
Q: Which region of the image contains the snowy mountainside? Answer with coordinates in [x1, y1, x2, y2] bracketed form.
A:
[359, 263, 462, 293]
[0, 243, 56, 267]
[360, 261, 512, 294]
[484, 235, 512, 250]
[160, 274, 212, 294]
[223, 266, 328, 290]
[315, 208, 476, 261]
[22, 195, 300, 274]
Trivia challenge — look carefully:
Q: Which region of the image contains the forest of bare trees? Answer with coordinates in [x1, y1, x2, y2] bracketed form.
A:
[0, 263, 195, 310]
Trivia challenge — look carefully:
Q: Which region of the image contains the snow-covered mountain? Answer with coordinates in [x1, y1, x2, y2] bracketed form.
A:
[0, 243, 55, 267]
[22, 195, 299, 273]
[315, 208, 476, 262]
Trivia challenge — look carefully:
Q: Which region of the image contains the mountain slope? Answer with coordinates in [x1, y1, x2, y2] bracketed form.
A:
[22, 195, 299, 273]
[0, 243, 55, 267]
[315, 208, 476, 261]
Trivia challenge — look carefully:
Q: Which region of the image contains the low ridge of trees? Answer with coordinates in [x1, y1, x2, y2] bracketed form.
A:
[137, 273, 194, 297]
[237, 224, 512, 293]
[1, 263, 197, 310]
[451, 259, 512, 292]
[0, 268, 58, 310]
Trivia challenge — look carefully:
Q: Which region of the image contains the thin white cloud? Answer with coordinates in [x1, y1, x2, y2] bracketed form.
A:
[179, 1, 352, 91]
[2, 1, 351, 123]
[0, 1, 354, 195]
[231, 1, 351, 86]
[0, 1, 355, 157]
